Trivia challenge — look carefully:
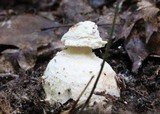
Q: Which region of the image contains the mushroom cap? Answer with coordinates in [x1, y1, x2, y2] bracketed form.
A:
[61, 21, 107, 49]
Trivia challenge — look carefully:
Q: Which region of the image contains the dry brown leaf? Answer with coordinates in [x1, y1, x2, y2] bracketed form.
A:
[0, 92, 12, 114]
[60, 109, 71, 114]
[59, 0, 94, 23]
[137, 0, 159, 23]
[0, 14, 64, 71]
[147, 32, 160, 55]
[145, 22, 158, 43]
[125, 19, 149, 73]
[0, 54, 14, 73]
[119, 10, 143, 39]
[119, 1, 160, 73]
[123, 18, 160, 73]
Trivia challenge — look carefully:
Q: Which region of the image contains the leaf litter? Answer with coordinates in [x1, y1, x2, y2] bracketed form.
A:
[120, 0, 160, 73]
[0, 0, 160, 114]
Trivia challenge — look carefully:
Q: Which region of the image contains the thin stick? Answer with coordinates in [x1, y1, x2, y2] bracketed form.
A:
[41, 23, 121, 31]
[0, 73, 19, 78]
[79, 0, 120, 113]
[70, 76, 94, 113]
[41, 24, 73, 30]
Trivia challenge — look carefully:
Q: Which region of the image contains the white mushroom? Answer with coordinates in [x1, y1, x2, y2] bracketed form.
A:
[61, 21, 107, 49]
[42, 21, 120, 105]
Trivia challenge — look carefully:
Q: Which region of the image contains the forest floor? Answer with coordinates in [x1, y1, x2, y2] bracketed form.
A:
[0, 0, 160, 114]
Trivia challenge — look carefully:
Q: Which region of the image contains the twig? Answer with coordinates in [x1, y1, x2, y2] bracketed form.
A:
[0, 73, 19, 78]
[128, 88, 149, 101]
[41, 23, 121, 31]
[41, 24, 73, 30]
[150, 54, 160, 58]
[79, 0, 120, 113]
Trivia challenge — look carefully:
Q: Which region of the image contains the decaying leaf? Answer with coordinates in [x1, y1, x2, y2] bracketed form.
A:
[0, 54, 14, 73]
[147, 32, 160, 55]
[125, 19, 149, 73]
[0, 92, 12, 114]
[59, 0, 94, 23]
[1, 49, 36, 72]
[137, 0, 160, 43]
[137, 0, 159, 23]
[120, 11, 143, 39]
[89, 0, 106, 8]
[0, 14, 64, 72]
[119, 0, 160, 73]
[0, 0, 58, 9]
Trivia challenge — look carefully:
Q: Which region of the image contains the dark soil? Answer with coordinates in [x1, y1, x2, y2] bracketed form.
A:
[0, 0, 160, 114]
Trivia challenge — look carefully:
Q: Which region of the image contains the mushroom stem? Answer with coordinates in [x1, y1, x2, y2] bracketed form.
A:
[65, 47, 92, 54]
